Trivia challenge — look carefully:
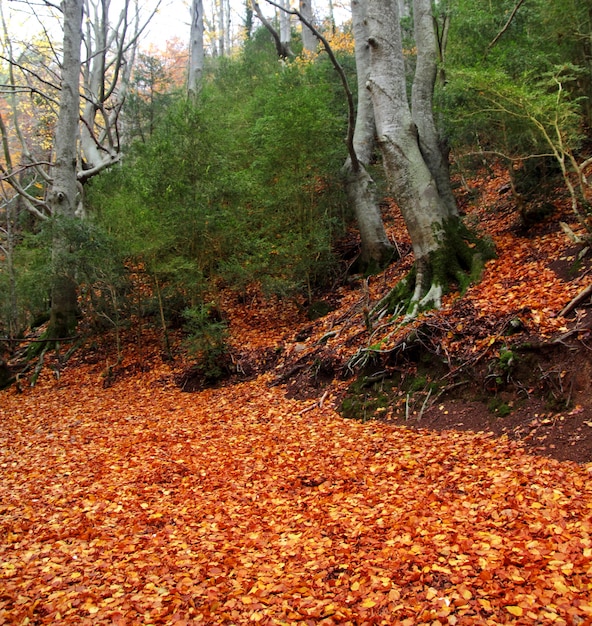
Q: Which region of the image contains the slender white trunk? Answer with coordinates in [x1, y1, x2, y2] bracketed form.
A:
[299, 0, 317, 52]
[51, 0, 83, 221]
[225, 0, 231, 52]
[49, 0, 84, 336]
[411, 0, 457, 217]
[345, 0, 394, 266]
[279, 0, 291, 46]
[189, 0, 205, 96]
[218, 0, 225, 55]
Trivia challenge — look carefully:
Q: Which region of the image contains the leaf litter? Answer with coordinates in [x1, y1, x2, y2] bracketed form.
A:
[1, 364, 592, 624]
[1, 163, 592, 624]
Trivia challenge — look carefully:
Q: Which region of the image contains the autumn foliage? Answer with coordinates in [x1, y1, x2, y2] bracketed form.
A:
[2, 163, 592, 624]
[2, 358, 592, 624]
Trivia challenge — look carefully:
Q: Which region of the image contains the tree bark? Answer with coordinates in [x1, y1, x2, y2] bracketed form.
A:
[343, 0, 395, 269]
[411, 0, 457, 217]
[188, 0, 205, 97]
[279, 0, 292, 51]
[299, 0, 317, 52]
[367, 0, 444, 261]
[48, 0, 84, 338]
[366, 0, 485, 311]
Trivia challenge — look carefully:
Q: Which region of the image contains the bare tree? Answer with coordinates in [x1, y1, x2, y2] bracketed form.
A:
[48, 0, 84, 337]
[0, 0, 160, 337]
[1, 1, 160, 206]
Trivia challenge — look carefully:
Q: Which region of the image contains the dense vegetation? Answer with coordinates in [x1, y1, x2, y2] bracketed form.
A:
[1, 0, 591, 359]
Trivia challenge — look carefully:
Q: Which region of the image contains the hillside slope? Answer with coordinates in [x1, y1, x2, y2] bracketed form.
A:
[1, 163, 592, 624]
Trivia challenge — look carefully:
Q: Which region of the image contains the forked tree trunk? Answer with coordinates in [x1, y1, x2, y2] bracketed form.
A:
[343, 0, 395, 269]
[366, 0, 486, 311]
[48, 0, 84, 338]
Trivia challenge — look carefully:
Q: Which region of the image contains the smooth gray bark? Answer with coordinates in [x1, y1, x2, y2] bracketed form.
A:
[344, 0, 394, 267]
[49, 0, 84, 337]
[188, 0, 205, 97]
[279, 0, 291, 48]
[299, 0, 317, 52]
[366, 0, 448, 305]
[411, 0, 457, 217]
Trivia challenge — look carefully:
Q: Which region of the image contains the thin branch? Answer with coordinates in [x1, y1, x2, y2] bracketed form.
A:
[457, 149, 557, 162]
[486, 0, 526, 55]
[264, 0, 359, 170]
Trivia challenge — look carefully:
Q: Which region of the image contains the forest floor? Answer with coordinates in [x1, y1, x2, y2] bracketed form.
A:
[1, 164, 592, 624]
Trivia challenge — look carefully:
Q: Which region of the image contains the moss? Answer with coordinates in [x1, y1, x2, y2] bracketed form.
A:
[339, 358, 445, 423]
[307, 300, 333, 320]
[382, 217, 495, 316]
[381, 271, 415, 315]
[429, 217, 495, 296]
[488, 397, 513, 417]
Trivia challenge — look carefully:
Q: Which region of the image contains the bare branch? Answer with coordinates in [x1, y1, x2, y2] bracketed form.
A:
[0, 55, 62, 94]
[486, 0, 526, 55]
[264, 0, 359, 170]
[252, 0, 291, 58]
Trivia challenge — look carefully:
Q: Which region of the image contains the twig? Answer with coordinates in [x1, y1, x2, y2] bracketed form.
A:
[417, 388, 433, 422]
[299, 389, 331, 415]
[559, 283, 592, 318]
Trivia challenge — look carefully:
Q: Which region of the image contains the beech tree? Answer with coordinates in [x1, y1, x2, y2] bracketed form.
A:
[48, 0, 84, 337]
[1, 1, 159, 337]
[366, 0, 487, 313]
[299, 0, 316, 53]
[188, 0, 205, 97]
[343, 0, 395, 268]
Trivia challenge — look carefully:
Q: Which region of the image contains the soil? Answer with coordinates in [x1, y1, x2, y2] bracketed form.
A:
[285, 308, 592, 465]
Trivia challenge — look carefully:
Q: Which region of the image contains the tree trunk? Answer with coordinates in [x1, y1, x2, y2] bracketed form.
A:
[279, 0, 291, 50]
[189, 0, 205, 97]
[218, 0, 225, 56]
[344, 0, 395, 269]
[48, 0, 84, 338]
[366, 0, 486, 311]
[411, 0, 457, 217]
[299, 0, 317, 52]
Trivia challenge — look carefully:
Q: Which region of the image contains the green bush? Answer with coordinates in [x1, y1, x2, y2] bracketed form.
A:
[89, 32, 350, 324]
[182, 303, 229, 381]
